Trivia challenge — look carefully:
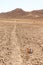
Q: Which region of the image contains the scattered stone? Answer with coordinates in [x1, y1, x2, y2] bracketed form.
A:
[26, 48, 33, 54]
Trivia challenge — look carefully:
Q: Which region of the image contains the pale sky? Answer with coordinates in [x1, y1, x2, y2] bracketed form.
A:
[0, 0, 43, 12]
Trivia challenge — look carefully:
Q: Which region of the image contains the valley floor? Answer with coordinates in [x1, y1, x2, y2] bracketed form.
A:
[0, 19, 43, 65]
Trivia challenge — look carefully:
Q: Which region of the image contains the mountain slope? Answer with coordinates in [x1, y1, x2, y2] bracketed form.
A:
[0, 8, 43, 19]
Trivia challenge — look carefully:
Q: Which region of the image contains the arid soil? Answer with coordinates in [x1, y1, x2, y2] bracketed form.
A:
[0, 19, 43, 65]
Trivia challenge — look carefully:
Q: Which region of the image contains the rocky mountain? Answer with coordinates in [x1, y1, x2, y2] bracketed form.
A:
[0, 8, 43, 19]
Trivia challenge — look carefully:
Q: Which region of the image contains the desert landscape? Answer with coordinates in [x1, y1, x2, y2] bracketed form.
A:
[0, 9, 43, 65]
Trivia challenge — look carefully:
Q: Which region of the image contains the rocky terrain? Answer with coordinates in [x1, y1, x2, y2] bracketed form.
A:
[0, 20, 43, 65]
[0, 8, 43, 65]
[0, 8, 43, 19]
[16, 22, 43, 65]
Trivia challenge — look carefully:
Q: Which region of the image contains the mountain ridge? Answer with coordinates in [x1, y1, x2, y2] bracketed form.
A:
[0, 8, 43, 19]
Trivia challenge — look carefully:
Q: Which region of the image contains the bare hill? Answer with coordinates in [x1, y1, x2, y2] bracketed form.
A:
[0, 8, 43, 19]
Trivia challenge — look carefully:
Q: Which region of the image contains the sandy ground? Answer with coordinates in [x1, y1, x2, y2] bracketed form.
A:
[0, 19, 43, 65]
